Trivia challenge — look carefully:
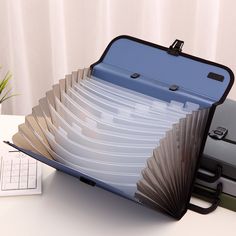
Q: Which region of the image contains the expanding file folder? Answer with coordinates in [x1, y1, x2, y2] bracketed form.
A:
[5, 36, 234, 219]
[200, 99, 236, 181]
[194, 99, 236, 212]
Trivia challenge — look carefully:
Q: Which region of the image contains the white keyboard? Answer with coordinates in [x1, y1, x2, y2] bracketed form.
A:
[0, 148, 42, 196]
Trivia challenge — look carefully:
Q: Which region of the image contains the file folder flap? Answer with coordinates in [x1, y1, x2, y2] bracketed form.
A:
[91, 35, 234, 107]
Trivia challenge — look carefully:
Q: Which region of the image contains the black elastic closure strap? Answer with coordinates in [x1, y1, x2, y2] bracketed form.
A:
[188, 183, 222, 215]
[196, 165, 222, 183]
[167, 39, 184, 56]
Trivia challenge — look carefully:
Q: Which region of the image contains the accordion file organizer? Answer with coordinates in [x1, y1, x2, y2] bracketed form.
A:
[6, 36, 234, 219]
[194, 99, 236, 212]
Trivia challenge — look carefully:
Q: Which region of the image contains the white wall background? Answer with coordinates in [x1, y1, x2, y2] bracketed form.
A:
[0, 0, 236, 115]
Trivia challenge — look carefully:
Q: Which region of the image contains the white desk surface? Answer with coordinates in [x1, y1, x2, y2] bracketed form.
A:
[0, 115, 235, 236]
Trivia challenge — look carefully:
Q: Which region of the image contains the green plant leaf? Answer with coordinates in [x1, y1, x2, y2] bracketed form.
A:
[0, 87, 18, 104]
[0, 69, 17, 104]
[0, 72, 12, 94]
[0, 79, 9, 94]
[0, 87, 12, 102]
[0, 94, 18, 103]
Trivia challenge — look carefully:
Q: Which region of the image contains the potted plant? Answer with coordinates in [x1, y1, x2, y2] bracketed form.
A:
[0, 68, 16, 114]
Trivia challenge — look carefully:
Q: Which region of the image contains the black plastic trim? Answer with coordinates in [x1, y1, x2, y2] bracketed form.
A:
[207, 72, 224, 82]
[193, 182, 222, 199]
[130, 73, 140, 79]
[209, 126, 228, 140]
[167, 39, 184, 56]
[223, 137, 236, 145]
[200, 155, 236, 182]
[169, 84, 179, 91]
[188, 199, 220, 215]
[80, 176, 96, 186]
[185, 105, 217, 216]
[197, 165, 222, 183]
[188, 183, 222, 214]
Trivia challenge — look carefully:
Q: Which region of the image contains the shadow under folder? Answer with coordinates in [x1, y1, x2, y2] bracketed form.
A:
[42, 169, 174, 227]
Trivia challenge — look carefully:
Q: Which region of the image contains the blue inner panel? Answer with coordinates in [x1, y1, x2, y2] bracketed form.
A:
[92, 64, 214, 108]
[92, 37, 232, 108]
